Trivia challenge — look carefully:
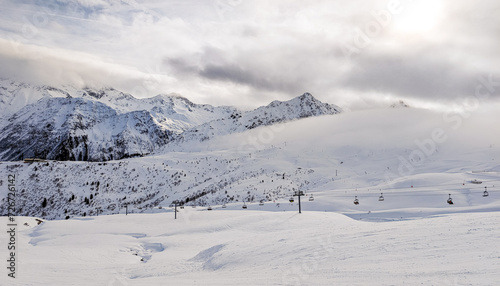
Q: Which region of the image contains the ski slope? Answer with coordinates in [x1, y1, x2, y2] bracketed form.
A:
[2, 209, 499, 285]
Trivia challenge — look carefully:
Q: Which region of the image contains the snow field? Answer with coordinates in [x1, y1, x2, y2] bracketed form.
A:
[1, 210, 499, 285]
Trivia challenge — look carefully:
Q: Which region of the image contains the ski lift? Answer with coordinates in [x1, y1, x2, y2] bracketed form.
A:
[309, 194, 314, 201]
[207, 205, 212, 211]
[483, 187, 489, 197]
[259, 200, 264, 206]
[289, 197, 294, 203]
[222, 204, 227, 208]
[353, 196, 359, 205]
[447, 194, 453, 205]
[180, 205, 184, 209]
[242, 203, 247, 209]
[471, 179, 482, 184]
[378, 193, 384, 202]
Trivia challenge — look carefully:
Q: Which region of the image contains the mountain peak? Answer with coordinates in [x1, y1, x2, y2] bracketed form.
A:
[390, 100, 410, 108]
[298, 92, 314, 100]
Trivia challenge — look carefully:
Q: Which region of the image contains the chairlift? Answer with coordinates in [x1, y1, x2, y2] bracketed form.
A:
[259, 200, 264, 206]
[242, 203, 247, 209]
[309, 195, 314, 201]
[180, 205, 184, 209]
[207, 205, 212, 211]
[483, 187, 489, 197]
[447, 194, 453, 205]
[353, 196, 359, 205]
[289, 197, 294, 203]
[222, 204, 227, 208]
[378, 193, 384, 202]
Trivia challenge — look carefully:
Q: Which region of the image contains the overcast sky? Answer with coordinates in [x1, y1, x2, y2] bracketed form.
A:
[0, 0, 499, 110]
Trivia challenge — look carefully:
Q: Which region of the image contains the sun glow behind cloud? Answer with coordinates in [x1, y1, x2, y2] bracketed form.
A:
[393, 0, 444, 34]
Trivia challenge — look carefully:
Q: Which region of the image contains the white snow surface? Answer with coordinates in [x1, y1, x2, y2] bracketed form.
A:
[1, 210, 499, 285]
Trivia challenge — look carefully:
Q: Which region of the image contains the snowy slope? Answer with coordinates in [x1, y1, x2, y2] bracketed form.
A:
[1, 211, 499, 285]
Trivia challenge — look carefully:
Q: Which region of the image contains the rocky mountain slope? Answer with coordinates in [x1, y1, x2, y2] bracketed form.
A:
[0, 97, 175, 161]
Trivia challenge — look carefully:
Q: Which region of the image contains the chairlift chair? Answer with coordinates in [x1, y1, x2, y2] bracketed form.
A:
[483, 187, 489, 197]
[447, 194, 453, 205]
[289, 197, 294, 203]
[353, 196, 359, 205]
[207, 206, 212, 211]
[378, 193, 384, 202]
[309, 195, 314, 201]
[259, 200, 264, 206]
[222, 204, 227, 208]
[242, 203, 247, 209]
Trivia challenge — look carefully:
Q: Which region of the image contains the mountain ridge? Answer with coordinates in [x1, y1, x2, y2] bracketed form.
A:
[0, 80, 342, 161]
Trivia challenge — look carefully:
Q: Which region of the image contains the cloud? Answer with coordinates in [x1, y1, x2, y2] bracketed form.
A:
[339, 49, 483, 100]
[0, 0, 499, 110]
[0, 38, 149, 92]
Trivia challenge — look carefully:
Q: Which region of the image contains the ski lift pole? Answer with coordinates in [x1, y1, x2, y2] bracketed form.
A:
[174, 202, 177, 220]
[295, 191, 305, 214]
[298, 192, 302, 214]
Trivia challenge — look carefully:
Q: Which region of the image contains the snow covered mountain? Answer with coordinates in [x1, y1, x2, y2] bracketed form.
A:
[0, 80, 341, 161]
[77, 87, 237, 133]
[174, 92, 342, 144]
[0, 97, 174, 161]
[0, 81, 237, 161]
[0, 79, 71, 127]
[0, 80, 237, 131]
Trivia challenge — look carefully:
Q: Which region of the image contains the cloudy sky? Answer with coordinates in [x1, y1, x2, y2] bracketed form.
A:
[0, 0, 499, 109]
